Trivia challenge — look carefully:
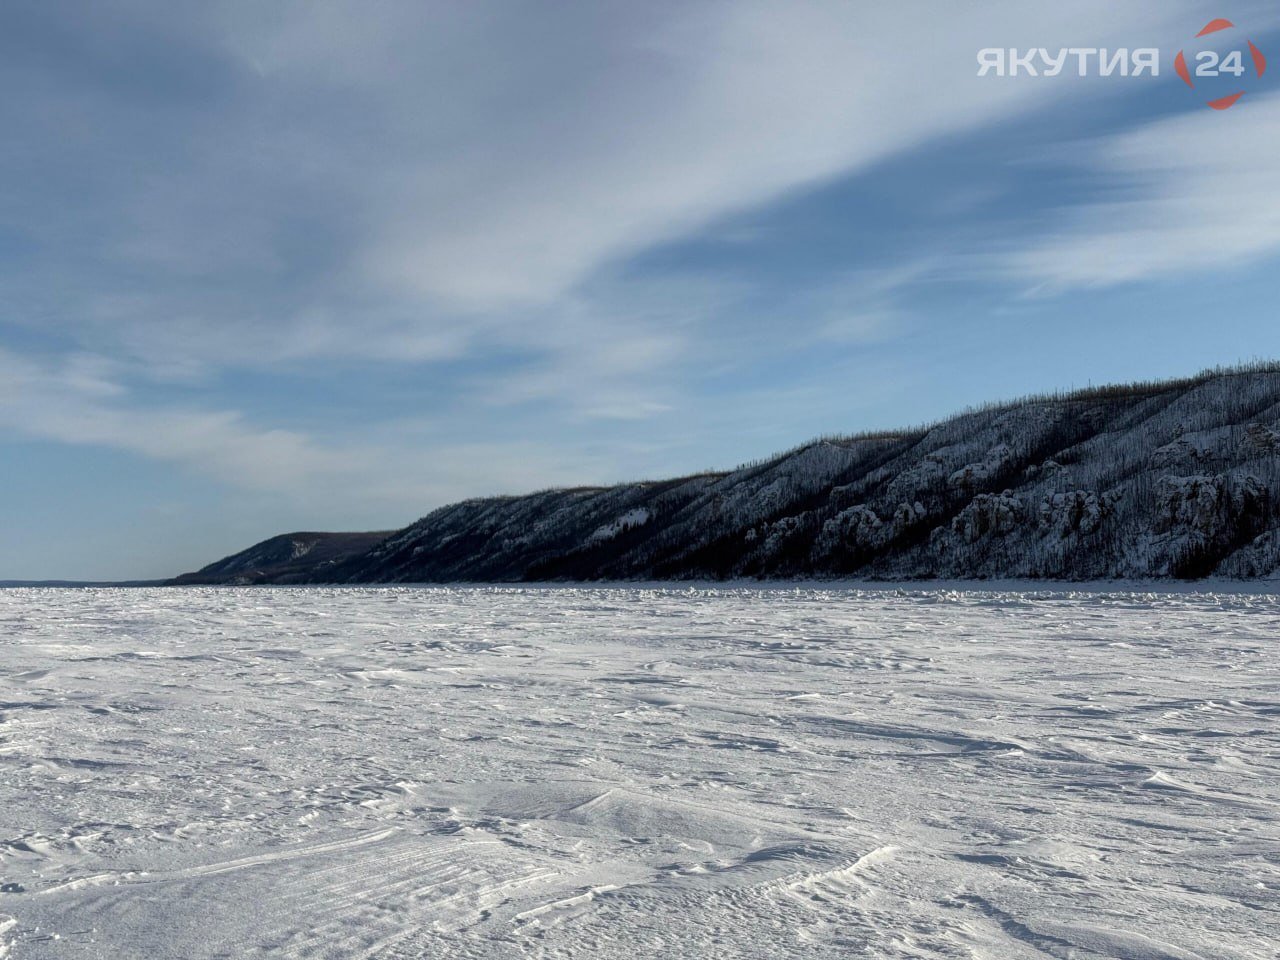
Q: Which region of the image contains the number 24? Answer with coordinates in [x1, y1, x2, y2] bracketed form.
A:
[1196, 50, 1246, 77]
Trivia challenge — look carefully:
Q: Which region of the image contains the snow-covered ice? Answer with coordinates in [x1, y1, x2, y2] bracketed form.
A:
[0, 585, 1276, 958]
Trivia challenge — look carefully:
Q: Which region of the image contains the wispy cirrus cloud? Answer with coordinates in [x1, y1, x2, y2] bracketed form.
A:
[0, 0, 1208, 377]
[0, 348, 620, 509]
[1004, 92, 1280, 292]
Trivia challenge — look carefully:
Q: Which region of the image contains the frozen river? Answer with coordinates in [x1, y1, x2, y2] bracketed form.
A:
[0, 586, 1276, 958]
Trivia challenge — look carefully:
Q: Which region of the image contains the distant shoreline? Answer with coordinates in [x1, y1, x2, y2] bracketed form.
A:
[5, 578, 1279, 595]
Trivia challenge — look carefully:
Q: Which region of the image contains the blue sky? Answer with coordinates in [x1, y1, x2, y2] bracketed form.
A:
[4, 1, 1280, 580]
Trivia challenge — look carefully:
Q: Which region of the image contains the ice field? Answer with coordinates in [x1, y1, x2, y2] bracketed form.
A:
[0, 585, 1276, 958]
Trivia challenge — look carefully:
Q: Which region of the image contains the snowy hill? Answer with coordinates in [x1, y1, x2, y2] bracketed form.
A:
[174, 531, 394, 585]
[178, 364, 1280, 583]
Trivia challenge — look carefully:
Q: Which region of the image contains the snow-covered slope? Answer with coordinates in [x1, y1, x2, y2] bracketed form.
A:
[174, 531, 393, 585]
[180, 365, 1280, 582]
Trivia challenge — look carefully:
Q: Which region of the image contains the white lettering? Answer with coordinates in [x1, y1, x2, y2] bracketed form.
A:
[977, 48, 1005, 77]
[978, 46, 1160, 79]
[1131, 48, 1160, 76]
[1040, 48, 1068, 76]
[1067, 48, 1098, 76]
[1098, 48, 1128, 77]
[1009, 48, 1039, 76]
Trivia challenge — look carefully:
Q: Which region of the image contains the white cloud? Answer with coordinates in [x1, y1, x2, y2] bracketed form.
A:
[350, 0, 1205, 311]
[0, 348, 339, 490]
[0, 0, 1213, 381]
[0, 347, 629, 513]
[1005, 92, 1280, 291]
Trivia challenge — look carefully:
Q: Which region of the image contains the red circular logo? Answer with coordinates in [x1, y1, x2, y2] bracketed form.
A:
[1174, 19, 1267, 110]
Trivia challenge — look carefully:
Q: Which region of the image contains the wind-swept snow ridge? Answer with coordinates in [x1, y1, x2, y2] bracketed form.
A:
[0, 585, 1276, 957]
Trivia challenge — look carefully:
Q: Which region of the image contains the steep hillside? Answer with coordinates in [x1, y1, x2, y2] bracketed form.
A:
[179, 365, 1280, 583]
[174, 531, 393, 585]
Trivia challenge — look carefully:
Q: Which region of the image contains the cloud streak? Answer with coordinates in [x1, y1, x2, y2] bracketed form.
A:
[1005, 93, 1280, 291]
[0, 348, 621, 511]
[0, 0, 1209, 377]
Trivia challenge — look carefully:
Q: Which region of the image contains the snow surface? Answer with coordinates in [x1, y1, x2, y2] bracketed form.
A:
[0, 585, 1276, 959]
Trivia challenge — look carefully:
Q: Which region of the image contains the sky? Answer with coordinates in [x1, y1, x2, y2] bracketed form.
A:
[4, 1, 1280, 580]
